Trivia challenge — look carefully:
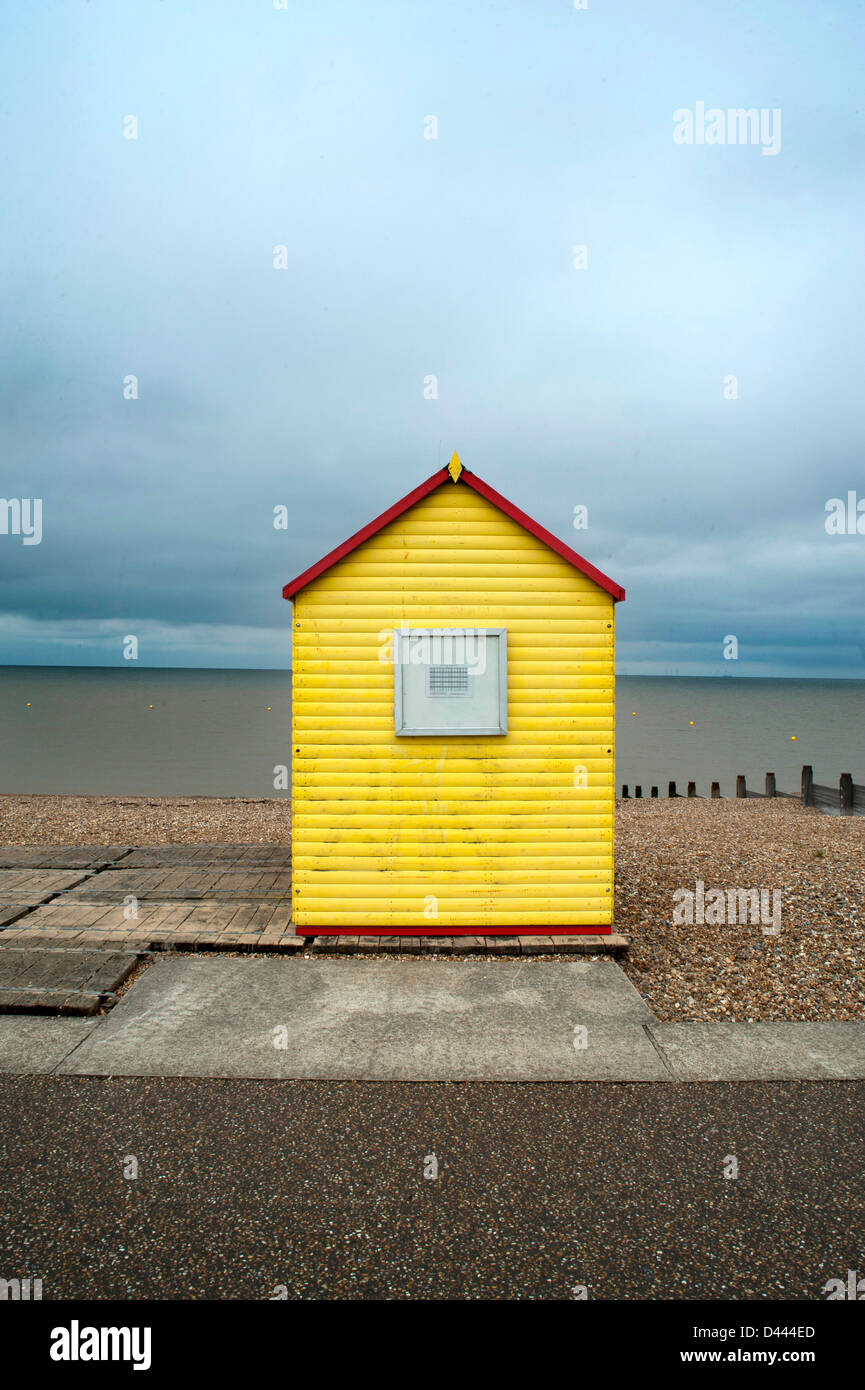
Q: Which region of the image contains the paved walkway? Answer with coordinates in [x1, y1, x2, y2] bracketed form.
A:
[0, 946, 139, 1015]
[0, 956, 862, 1081]
[0, 844, 301, 950]
[0, 844, 626, 954]
[3, 1072, 862, 1300]
[1, 843, 863, 1082]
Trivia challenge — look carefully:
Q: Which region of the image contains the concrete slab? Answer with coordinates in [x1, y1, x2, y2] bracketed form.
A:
[0, 1015, 99, 1073]
[57, 956, 668, 1081]
[651, 1022, 865, 1080]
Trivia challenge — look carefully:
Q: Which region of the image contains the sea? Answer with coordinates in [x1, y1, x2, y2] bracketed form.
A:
[1, 666, 863, 799]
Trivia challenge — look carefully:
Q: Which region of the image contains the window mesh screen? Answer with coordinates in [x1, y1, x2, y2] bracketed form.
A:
[428, 665, 469, 696]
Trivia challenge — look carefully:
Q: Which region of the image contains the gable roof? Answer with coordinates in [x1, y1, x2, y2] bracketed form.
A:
[282, 456, 625, 602]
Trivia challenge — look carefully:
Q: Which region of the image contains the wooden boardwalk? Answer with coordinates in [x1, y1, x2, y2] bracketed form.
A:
[0, 946, 139, 1015]
[0, 844, 628, 957]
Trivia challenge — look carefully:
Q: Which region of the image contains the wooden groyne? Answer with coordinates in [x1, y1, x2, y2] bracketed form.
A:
[621, 765, 862, 816]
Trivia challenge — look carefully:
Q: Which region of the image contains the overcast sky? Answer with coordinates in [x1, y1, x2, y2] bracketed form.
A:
[1, 0, 863, 676]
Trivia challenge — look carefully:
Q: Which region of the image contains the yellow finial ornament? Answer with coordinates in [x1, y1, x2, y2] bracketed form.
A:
[447, 450, 463, 483]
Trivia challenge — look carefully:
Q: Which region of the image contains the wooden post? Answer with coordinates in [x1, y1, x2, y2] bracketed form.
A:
[736, 774, 746, 799]
[765, 772, 776, 798]
[668, 781, 677, 798]
[801, 765, 813, 807]
[622, 784, 629, 798]
[840, 773, 853, 816]
[635, 785, 642, 799]
[687, 781, 696, 798]
[711, 781, 720, 798]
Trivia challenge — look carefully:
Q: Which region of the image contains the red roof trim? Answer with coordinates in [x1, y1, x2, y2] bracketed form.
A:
[282, 468, 449, 599]
[282, 466, 625, 602]
[461, 471, 625, 602]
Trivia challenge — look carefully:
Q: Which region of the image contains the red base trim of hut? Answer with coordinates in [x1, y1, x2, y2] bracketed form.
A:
[297, 926, 612, 937]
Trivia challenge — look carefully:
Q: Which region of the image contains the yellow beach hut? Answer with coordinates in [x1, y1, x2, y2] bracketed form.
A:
[283, 453, 625, 938]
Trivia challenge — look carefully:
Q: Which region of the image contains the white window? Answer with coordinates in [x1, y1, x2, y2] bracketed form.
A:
[393, 628, 507, 736]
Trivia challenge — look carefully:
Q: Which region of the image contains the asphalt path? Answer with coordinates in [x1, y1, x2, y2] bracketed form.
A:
[0, 1076, 862, 1301]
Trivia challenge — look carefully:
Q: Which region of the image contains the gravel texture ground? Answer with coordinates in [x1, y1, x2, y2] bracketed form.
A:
[0, 794, 291, 844]
[617, 799, 865, 1023]
[0, 794, 862, 1022]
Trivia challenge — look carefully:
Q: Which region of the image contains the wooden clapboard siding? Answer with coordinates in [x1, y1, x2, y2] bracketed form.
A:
[292, 480, 614, 928]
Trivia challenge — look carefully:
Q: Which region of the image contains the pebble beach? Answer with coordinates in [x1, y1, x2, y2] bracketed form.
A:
[0, 794, 862, 1023]
[617, 798, 865, 1023]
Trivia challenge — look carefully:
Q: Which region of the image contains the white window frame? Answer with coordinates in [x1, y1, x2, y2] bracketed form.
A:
[393, 628, 508, 736]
